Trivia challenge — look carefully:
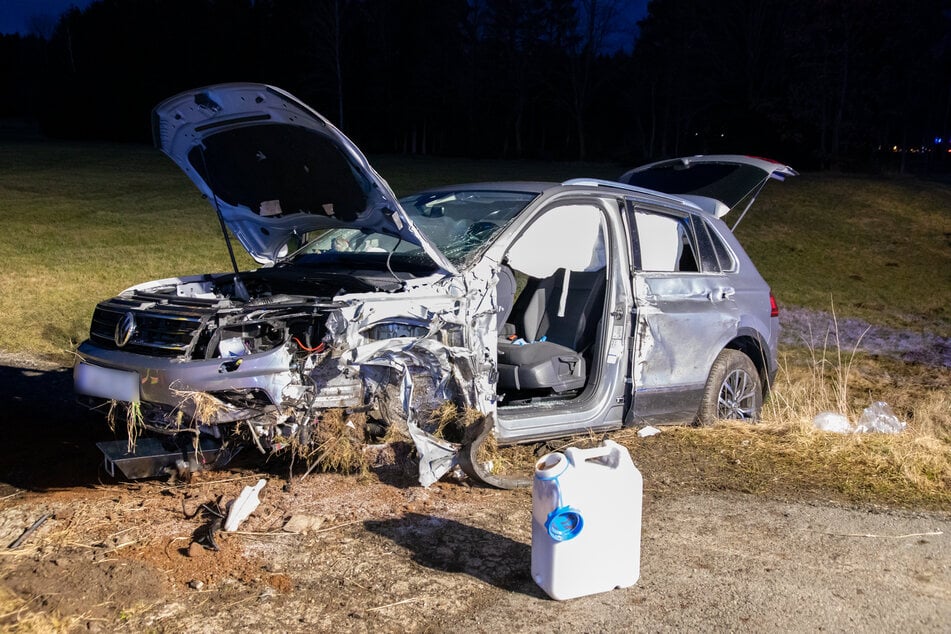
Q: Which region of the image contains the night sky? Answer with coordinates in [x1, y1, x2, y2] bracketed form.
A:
[0, 0, 944, 167]
[0, 0, 93, 35]
[0, 1, 649, 39]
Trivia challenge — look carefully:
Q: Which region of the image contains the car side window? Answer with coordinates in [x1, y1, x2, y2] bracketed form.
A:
[690, 217, 722, 273]
[707, 224, 736, 272]
[633, 209, 699, 273]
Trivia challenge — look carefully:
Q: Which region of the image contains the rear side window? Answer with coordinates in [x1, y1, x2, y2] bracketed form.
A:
[689, 217, 721, 273]
[707, 223, 736, 271]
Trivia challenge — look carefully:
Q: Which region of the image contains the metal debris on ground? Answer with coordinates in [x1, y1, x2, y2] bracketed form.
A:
[224, 479, 267, 532]
[7, 513, 51, 549]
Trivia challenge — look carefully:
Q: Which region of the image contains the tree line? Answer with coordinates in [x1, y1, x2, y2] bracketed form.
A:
[1, 0, 948, 169]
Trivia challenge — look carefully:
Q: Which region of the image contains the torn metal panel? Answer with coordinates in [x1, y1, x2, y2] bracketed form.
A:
[327, 261, 503, 485]
[407, 420, 460, 488]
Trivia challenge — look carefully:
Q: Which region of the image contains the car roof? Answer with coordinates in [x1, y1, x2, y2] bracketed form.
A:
[404, 181, 555, 197]
[405, 179, 708, 216]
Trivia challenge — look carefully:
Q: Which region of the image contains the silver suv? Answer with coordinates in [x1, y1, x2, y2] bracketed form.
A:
[74, 83, 795, 487]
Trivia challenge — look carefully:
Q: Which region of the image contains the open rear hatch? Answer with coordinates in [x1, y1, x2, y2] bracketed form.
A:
[619, 155, 797, 228]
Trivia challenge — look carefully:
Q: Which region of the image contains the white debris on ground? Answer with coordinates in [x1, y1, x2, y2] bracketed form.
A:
[637, 426, 662, 438]
[223, 479, 267, 531]
[813, 412, 853, 434]
[813, 402, 907, 434]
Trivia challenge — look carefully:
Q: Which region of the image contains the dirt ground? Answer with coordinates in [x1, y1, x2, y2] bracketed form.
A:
[1, 353, 949, 632]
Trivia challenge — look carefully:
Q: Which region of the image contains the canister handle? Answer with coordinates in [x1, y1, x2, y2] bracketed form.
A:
[565, 440, 619, 466]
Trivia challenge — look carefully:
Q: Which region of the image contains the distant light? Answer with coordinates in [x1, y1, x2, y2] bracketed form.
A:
[892, 145, 899, 152]
[936, 137, 943, 144]
[719, 133, 725, 138]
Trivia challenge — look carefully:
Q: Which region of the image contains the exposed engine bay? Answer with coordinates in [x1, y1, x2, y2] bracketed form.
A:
[77, 262, 488, 486]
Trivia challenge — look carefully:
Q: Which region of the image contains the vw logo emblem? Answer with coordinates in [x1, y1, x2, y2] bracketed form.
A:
[115, 312, 136, 347]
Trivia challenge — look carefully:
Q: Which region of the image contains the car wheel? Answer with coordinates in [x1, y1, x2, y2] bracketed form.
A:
[698, 349, 763, 425]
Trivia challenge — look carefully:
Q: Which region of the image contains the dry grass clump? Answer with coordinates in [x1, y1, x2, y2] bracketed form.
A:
[0, 585, 78, 633]
[429, 401, 462, 438]
[429, 402, 482, 441]
[169, 387, 231, 427]
[308, 409, 369, 476]
[475, 429, 521, 476]
[105, 400, 144, 453]
[382, 419, 409, 444]
[382, 401, 483, 444]
[661, 417, 949, 508]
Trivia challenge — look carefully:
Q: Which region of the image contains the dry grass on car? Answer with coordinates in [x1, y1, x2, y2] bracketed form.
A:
[105, 400, 145, 453]
[307, 409, 370, 476]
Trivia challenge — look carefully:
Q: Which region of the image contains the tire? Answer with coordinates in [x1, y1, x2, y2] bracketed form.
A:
[698, 349, 763, 425]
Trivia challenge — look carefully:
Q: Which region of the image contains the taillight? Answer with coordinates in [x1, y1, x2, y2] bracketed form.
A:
[769, 291, 779, 318]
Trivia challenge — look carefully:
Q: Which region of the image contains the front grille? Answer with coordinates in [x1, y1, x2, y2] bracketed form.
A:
[90, 292, 221, 359]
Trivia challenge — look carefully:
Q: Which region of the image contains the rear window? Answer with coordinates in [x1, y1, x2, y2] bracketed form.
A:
[623, 162, 768, 210]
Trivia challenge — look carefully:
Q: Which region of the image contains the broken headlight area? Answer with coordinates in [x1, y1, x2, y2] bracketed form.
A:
[88, 270, 353, 362]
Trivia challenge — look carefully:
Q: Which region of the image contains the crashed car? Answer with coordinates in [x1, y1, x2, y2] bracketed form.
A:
[73, 83, 795, 487]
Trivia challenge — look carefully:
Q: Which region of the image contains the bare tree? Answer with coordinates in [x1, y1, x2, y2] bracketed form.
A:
[26, 13, 56, 40]
[565, 0, 626, 160]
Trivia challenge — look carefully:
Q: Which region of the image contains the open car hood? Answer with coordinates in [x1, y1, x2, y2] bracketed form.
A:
[619, 155, 797, 226]
[152, 83, 456, 273]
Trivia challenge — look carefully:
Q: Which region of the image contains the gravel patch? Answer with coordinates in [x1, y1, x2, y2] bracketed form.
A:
[780, 306, 951, 368]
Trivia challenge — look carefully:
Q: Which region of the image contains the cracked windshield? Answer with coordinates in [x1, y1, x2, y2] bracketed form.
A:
[291, 190, 538, 269]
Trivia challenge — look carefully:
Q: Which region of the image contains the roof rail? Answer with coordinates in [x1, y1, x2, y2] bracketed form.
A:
[560, 178, 702, 211]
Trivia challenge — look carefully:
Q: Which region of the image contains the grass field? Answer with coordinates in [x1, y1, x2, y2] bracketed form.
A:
[739, 173, 951, 333]
[1, 140, 949, 507]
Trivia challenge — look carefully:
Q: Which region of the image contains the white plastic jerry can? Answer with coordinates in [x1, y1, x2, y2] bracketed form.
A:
[531, 439, 643, 601]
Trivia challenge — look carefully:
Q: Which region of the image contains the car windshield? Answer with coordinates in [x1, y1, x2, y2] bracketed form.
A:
[289, 189, 538, 270]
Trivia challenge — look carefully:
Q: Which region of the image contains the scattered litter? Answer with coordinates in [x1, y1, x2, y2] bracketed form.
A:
[813, 402, 906, 434]
[825, 529, 943, 539]
[283, 514, 327, 534]
[637, 426, 662, 438]
[224, 479, 267, 532]
[7, 513, 51, 549]
[855, 401, 906, 434]
[367, 597, 422, 612]
[813, 412, 852, 434]
[188, 579, 204, 591]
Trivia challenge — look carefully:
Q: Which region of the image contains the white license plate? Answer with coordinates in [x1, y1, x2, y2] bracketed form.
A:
[74, 363, 140, 402]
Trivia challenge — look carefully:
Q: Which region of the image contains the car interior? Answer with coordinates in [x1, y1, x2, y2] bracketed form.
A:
[495, 204, 608, 404]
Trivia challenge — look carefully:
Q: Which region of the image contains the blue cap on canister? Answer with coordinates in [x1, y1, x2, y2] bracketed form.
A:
[545, 506, 584, 541]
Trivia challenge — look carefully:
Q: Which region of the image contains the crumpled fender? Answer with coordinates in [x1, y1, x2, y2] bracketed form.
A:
[326, 261, 510, 486]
